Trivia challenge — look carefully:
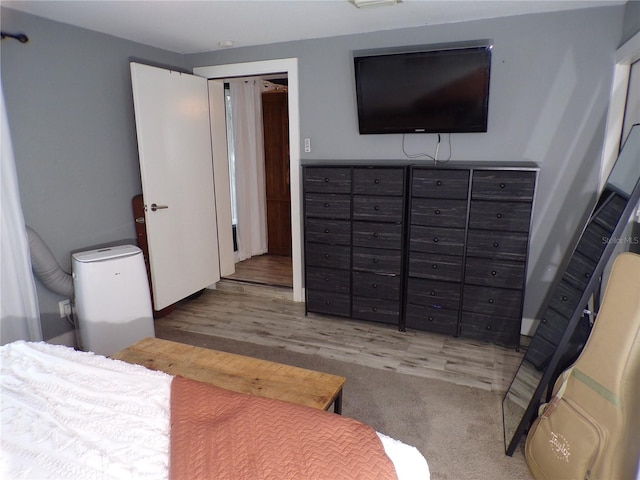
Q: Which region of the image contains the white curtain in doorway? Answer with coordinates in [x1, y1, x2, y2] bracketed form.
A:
[1, 86, 42, 344]
[230, 79, 268, 261]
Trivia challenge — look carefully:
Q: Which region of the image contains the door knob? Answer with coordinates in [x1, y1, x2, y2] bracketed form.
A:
[150, 203, 169, 212]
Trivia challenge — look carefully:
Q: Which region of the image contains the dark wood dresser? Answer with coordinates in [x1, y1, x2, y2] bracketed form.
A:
[303, 163, 537, 348]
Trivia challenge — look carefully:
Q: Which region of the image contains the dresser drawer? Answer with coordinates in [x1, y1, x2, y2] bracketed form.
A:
[305, 243, 350, 269]
[536, 307, 571, 344]
[405, 303, 458, 335]
[525, 334, 557, 370]
[575, 222, 609, 259]
[352, 247, 402, 274]
[353, 168, 405, 196]
[471, 170, 536, 202]
[352, 296, 399, 325]
[462, 284, 523, 318]
[410, 198, 467, 228]
[305, 193, 351, 219]
[352, 221, 403, 250]
[593, 193, 627, 231]
[305, 218, 351, 245]
[306, 290, 351, 317]
[563, 252, 596, 291]
[411, 168, 470, 199]
[410, 225, 465, 256]
[408, 252, 463, 282]
[459, 312, 520, 347]
[352, 271, 401, 300]
[464, 257, 526, 288]
[353, 195, 404, 222]
[304, 167, 351, 193]
[548, 279, 583, 318]
[406, 277, 461, 310]
[306, 266, 350, 294]
[469, 201, 533, 233]
[466, 230, 529, 262]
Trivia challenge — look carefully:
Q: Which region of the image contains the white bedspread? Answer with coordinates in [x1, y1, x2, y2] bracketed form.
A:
[0, 341, 429, 480]
[1, 341, 172, 479]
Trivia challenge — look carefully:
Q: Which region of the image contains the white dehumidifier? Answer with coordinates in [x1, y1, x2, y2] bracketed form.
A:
[72, 245, 155, 356]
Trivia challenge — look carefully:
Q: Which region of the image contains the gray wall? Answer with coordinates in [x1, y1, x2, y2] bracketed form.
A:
[1, 4, 628, 340]
[187, 6, 625, 331]
[1, 8, 185, 340]
[621, 0, 640, 45]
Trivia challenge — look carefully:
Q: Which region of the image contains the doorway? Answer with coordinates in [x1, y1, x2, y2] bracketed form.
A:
[221, 76, 292, 288]
[194, 58, 303, 302]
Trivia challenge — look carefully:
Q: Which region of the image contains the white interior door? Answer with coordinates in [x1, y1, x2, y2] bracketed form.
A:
[130, 62, 220, 310]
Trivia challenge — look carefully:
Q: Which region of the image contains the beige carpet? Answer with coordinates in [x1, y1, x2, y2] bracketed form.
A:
[156, 324, 532, 480]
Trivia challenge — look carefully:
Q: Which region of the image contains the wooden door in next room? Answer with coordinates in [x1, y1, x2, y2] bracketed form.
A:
[262, 90, 291, 256]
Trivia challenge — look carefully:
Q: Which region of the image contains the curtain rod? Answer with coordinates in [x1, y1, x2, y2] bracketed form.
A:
[1, 31, 29, 43]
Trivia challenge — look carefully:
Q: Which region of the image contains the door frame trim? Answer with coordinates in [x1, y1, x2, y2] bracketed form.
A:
[194, 59, 303, 302]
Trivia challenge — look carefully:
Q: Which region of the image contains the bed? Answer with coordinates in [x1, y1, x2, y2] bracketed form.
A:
[0, 341, 430, 479]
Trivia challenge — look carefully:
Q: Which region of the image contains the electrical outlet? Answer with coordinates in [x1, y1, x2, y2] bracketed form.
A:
[58, 299, 71, 318]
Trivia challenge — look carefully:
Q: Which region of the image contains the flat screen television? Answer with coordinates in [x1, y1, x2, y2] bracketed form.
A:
[354, 45, 492, 134]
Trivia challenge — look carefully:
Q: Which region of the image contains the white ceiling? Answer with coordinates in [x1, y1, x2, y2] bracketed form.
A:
[3, 0, 625, 54]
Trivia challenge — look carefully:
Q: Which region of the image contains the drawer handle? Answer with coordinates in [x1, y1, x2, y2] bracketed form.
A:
[374, 179, 380, 184]
[373, 232, 379, 238]
[428, 316, 434, 321]
[584, 272, 591, 279]
[324, 228, 330, 233]
[324, 203, 330, 208]
[372, 284, 378, 288]
[500, 183, 506, 189]
[373, 258, 379, 263]
[372, 307, 377, 312]
[430, 291, 436, 296]
[488, 298, 494, 304]
[374, 205, 380, 211]
[493, 242, 499, 248]
[486, 324, 493, 330]
[325, 300, 331, 305]
[324, 254, 330, 259]
[542, 318, 547, 323]
[432, 264, 438, 269]
[496, 213, 503, 219]
[324, 277, 330, 282]
[436, 180, 442, 186]
[433, 237, 439, 243]
[562, 295, 568, 301]
[434, 209, 441, 215]
[324, 177, 330, 183]
[491, 270, 497, 276]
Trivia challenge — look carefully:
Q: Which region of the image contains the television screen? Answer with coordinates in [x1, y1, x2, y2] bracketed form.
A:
[354, 45, 492, 134]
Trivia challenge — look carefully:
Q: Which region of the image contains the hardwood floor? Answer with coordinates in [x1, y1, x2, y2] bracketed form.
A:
[156, 283, 524, 395]
[224, 254, 292, 287]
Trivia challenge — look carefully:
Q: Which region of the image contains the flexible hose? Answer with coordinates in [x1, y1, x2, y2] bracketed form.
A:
[26, 226, 74, 297]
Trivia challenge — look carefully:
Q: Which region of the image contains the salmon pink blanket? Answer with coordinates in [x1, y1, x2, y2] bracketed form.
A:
[170, 375, 399, 479]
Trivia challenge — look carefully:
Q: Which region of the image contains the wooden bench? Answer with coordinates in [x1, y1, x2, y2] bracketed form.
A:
[112, 337, 346, 413]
